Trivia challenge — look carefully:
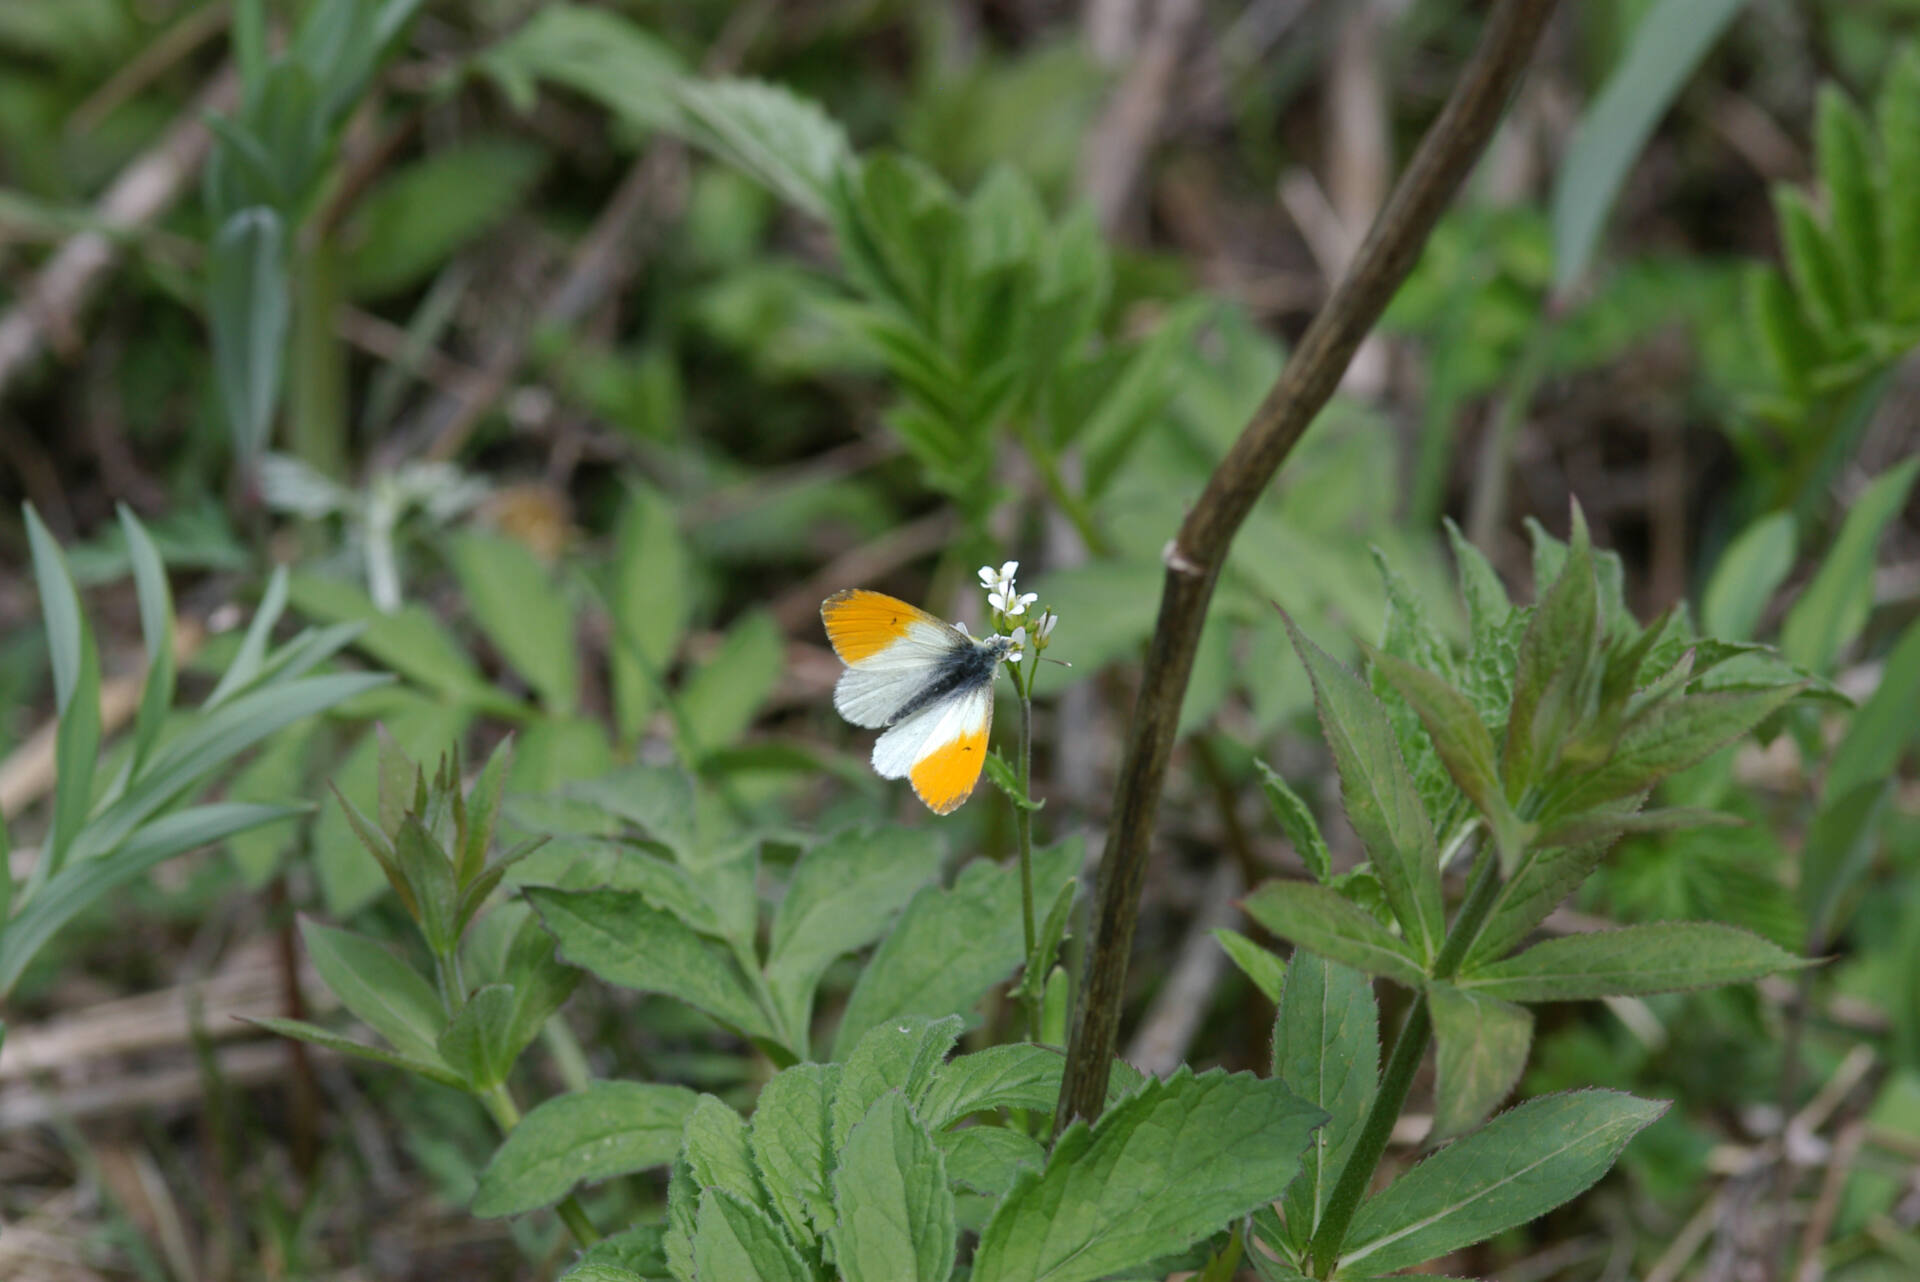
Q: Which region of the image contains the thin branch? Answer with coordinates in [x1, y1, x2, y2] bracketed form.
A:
[1055, 0, 1561, 1131]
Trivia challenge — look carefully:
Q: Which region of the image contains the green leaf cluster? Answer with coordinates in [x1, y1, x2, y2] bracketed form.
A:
[2, 505, 383, 1001]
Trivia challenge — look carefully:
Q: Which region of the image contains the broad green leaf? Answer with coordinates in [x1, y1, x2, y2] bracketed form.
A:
[0, 804, 300, 999]
[1456, 922, 1808, 1002]
[678, 610, 782, 757]
[472, 1080, 699, 1216]
[559, 1266, 645, 1282]
[832, 840, 1080, 1058]
[526, 887, 774, 1041]
[300, 918, 446, 1062]
[608, 487, 690, 743]
[244, 1015, 464, 1088]
[563, 764, 696, 863]
[1550, 0, 1748, 292]
[346, 139, 546, 298]
[673, 78, 851, 218]
[970, 1068, 1324, 1282]
[569, 1224, 670, 1280]
[437, 983, 517, 1090]
[831, 1092, 956, 1282]
[831, 1015, 962, 1149]
[939, 1126, 1043, 1198]
[1255, 760, 1331, 883]
[749, 1062, 840, 1250]
[1339, 1091, 1666, 1274]
[1826, 617, 1920, 801]
[1799, 780, 1889, 949]
[498, 912, 581, 1068]
[765, 825, 946, 1044]
[446, 531, 578, 714]
[1241, 881, 1426, 988]
[665, 1156, 698, 1282]
[208, 206, 289, 461]
[1280, 614, 1444, 961]
[1428, 984, 1532, 1141]
[694, 1188, 811, 1282]
[1213, 929, 1288, 1003]
[287, 572, 511, 711]
[1272, 952, 1379, 1256]
[1781, 459, 1920, 673]
[1701, 510, 1796, 641]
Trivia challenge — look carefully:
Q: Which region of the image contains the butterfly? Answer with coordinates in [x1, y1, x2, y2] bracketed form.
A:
[821, 588, 1015, 814]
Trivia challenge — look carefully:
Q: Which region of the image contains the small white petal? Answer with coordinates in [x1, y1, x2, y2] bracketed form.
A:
[978, 566, 997, 585]
[1011, 626, 1027, 645]
[989, 591, 1007, 610]
[1001, 560, 1019, 579]
[1005, 600, 1026, 617]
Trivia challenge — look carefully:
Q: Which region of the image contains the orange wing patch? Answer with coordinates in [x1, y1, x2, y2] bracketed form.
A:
[909, 723, 989, 815]
[821, 589, 944, 663]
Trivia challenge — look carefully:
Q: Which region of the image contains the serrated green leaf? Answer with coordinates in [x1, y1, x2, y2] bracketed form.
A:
[694, 1188, 811, 1282]
[919, 1044, 1067, 1128]
[475, 2, 683, 129]
[474, 1080, 696, 1217]
[832, 840, 1080, 1058]
[764, 825, 945, 1045]
[970, 1068, 1324, 1282]
[1339, 1091, 1666, 1274]
[682, 1093, 764, 1209]
[1428, 984, 1532, 1141]
[831, 1015, 962, 1149]
[749, 1062, 840, 1251]
[673, 78, 851, 218]
[1241, 880, 1426, 988]
[1549, 685, 1802, 815]
[939, 1125, 1043, 1198]
[831, 1092, 955, 1282]
[1254, 760, 1331, 883]
[1279, 613, 1443, 961]
[1456, 921, 1809, 1001]
[1504, 508, 1600, 811]
[1213, 929, 1288, 1003]
[1272, 952, 1378, 1257]
[527, 887, 774, 1042]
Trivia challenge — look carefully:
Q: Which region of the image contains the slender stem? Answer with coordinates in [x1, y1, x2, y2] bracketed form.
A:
[1055, 0, 1560, 1134]
[1012, 661, 1040, 1042]
[1307, 852, 1504, 1277]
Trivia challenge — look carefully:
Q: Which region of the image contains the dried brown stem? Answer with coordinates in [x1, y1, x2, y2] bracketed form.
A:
[1055, 0, 1560, 1130]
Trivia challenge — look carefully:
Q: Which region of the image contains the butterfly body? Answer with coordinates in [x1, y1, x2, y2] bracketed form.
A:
[821, 588, 1012, 814]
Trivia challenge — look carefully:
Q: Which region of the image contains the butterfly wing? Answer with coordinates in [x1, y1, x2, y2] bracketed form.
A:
[870, 681, 994, 815]
[823, 589, 969, 728]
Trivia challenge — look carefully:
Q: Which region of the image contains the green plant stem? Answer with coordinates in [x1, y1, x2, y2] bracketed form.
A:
[1012, 661, 1040, 1042]
[1012, 422, 1111, 557]
[482, 1084, 601, 1247]
[1306, 851, 1504, 1278]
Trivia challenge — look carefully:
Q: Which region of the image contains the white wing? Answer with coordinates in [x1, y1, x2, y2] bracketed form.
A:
[834, 664, 924, 728]
[871, 682, 992, 780]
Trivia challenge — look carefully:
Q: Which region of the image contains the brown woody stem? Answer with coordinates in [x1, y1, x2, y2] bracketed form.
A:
[1054, 0, 1560, 1132]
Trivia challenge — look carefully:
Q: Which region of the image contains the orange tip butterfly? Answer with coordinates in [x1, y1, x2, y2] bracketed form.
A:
[821, 588, 1015, 814]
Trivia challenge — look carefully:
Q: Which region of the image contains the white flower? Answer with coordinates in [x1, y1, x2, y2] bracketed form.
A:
[1033, 610, 1057, 648]
[1006, 625, 1027, 663]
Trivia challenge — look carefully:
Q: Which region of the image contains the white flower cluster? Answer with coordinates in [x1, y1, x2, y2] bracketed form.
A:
[978, 561, 1058, 664]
